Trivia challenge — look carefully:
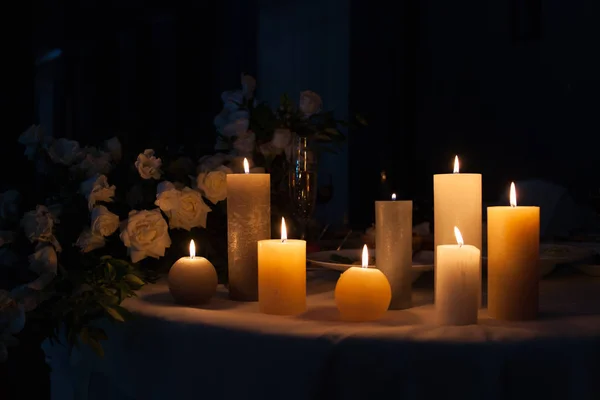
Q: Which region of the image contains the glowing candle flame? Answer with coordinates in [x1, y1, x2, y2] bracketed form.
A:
[453, 155, 459, 173]
[243, 158, 250, 174]
[510, 182, 517, 207]
[391, 193, 396, 201]
[189, 240, 196, 259]
[281, 217, 287, 243]
[454, 226, 464, 247]
[362, 244, 369, 268]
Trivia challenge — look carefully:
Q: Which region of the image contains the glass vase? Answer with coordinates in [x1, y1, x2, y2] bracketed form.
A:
[288, 135, 318, 239]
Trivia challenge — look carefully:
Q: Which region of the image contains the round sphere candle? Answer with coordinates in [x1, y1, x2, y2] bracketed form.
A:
[487, 182, 540, 321]
[436, 227, 480, 325]
[258, 218, 306, 315]
[227, 158, 271, 301]
[434, 155, 482, 305]
[376, 193, 412, 309]
[168, 240, 218, 305]
[335, 245, 392, 322]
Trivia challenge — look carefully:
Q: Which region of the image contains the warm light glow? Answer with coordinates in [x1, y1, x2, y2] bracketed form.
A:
[454, 226, 464, 247]
[510, 182, 517, 207]
[243, 158, 250, 174]
[281, 217, 287, 242]
[362, 244, 369, 268]
[391, 193, 396, 201]
[453, 155, 459, 173]
[189, 240, 196, 259]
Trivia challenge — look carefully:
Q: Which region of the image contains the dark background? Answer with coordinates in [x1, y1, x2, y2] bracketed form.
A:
[5, 2, 600, 227]
[2, 1, 600, 398]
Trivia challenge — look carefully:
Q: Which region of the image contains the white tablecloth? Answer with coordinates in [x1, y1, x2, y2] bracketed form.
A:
[43, 267, 600, 400]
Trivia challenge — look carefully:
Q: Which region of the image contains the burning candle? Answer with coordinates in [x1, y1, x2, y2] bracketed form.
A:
[227, 158, 271, 301]
[168, 240, 218, 305]
[334, 245, 392, 322]
[487, 182, 540, 321]
[434, 155, 482, 305]
[257, 218, 306, 315]
[375, 193, 412, 309]
[435, 227, 480, 325]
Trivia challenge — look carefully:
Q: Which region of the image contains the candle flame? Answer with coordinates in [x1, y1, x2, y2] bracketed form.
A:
[362, 244, 369, 268]
[453, 155, 459, 173]
[243, 158, 250, 174]
[510, 182, 517, 207]
[454, 226, 464, 247]
[391, 193, 396, 201]
[189, 240, 196, 259]
[281, 217, 287, 243]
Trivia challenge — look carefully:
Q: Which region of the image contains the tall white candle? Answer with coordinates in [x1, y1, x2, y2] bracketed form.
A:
[227, 158, 271, 301]
[376, 193, 412, 309]
[435, 226, 480, 325]
[434, 155, 482, 305]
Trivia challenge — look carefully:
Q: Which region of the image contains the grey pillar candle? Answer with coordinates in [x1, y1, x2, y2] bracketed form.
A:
[227, 159, 271, 301]
[375, 196, 412, 309]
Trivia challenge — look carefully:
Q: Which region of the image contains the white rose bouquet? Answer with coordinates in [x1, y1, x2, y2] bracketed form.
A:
[1, 126, 231, 359]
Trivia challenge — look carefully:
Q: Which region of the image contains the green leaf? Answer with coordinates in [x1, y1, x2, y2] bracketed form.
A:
[103, 306, 125, 322]
[124, 274, 145, 288]
[79, 327, 90, 344]
[106, 262, 115, 280]
[87, 338, 105, 358]
[87, 326, 108, 341]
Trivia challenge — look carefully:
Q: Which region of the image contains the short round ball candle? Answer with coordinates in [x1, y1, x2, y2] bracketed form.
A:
[334, 244, 392, 322]
[168, 240, 218, 305]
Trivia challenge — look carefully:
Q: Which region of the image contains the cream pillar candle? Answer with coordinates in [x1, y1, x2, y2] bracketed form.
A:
[168, 240, 218, 305]
[435, 227, 480, 325]
[258, 218, 306, 315]
[434, 155, 482, 304]
[376, 194, 412, 309]
[227, 158, 271, 301]
[487, 182, 540, 321]
[335, 245, 392, 322]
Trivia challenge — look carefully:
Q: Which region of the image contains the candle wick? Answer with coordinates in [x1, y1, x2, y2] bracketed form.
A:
[511, 204, 516, 208]
[459, 243, 463, 248]
[281, 238, 287, 244]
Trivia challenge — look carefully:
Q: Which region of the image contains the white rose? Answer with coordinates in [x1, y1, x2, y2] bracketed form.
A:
[103, 137, 122, 161]
[155, 181, 181, 212]
[299, 90, 322, 116]
[221, 90, 244, 112]
[222, 119, 250, 138]
[21, 205, 57, 244]
[91, 205, 119, 237]
[47, 138, 81, 165]
[135, 149, 162, 180]
[197, 165, 232, 204]
[18, 124, 50, 160]
[0, 190, 20, 220]
[27, 245, 58, 290]
[233, 131, 256, 157]
[241, 74, 256, 99]
[167, 187, 211, 231]
[71, 147, 112, 177]
[120, 209, 171, 263]
[80, 174, 116, 210]
[197, 153, 231, 173]
[75, 228, 106, 253]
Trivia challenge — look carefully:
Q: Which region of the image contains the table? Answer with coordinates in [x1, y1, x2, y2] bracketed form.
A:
[43, 267, 600, 400]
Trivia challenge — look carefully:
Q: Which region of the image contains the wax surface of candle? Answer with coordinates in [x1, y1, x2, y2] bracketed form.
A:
[258, 218, 306, 315]
[375, 198, 412, 309]
[335, 245, 391, 322]
[435, 227, 480, 325]
[227, 159, 270, 301]
[168, 240, 218, 305]
[487, 183, 539, 321]
[433, 156, 482, 305]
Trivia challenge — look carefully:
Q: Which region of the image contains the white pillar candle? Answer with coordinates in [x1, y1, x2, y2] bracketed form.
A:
[258, 218, 306, 315]
[227, 158, 271, 301]
[435, 227, 480, 325]
[434, 155, 482, 305]
[375, 194, 412, 309]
